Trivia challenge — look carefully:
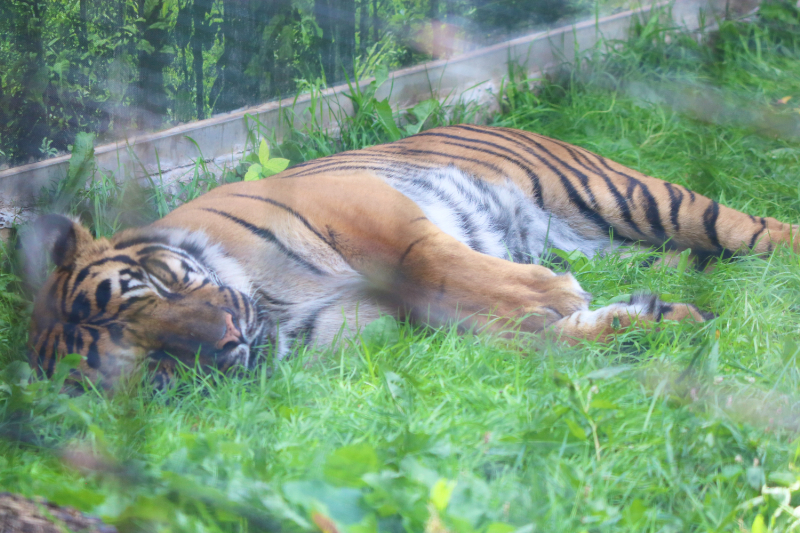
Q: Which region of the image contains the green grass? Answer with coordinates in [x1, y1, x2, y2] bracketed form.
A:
[3, 3, 800, 532]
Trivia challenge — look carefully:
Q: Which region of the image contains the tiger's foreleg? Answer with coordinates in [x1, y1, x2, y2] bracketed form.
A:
[252, 173, 593, 332]
[550, 294, 711, 344]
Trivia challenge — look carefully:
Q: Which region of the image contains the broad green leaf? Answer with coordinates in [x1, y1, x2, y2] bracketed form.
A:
[362, 316, 400, 348]
[549, 248, 589, 272]
[485, 523, 516, 533]
[323, 442, 379, 487]
[751, 514, 766, 533]
[375, 99, 402, 141]
[430, 478, 456, 511]
[589, 399, 618, 410]
[261, 158, 290, 176]
[244, 163, 263, 181]
[405, 99, 438, 135]
[608, 294, 633, 304]
[677, 247, 691, 273]
[135, 40, 156, 54]
[583, 365, 632, 381]
[783, 338, 799, 363]
[58, 132, 95, 209]
[144, 0, 161, 16]
[768, 471, 797, 487]
[623, 498, 646, 526]
[564, 418, 587, 441]
[283, 480, 366, 525]
[746, 466, 765, 490]
[374, 64, 389, 90]
[258, 139, 270, 166]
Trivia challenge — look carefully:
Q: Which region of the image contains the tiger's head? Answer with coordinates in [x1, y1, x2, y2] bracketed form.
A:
[26, 214, 266, 389]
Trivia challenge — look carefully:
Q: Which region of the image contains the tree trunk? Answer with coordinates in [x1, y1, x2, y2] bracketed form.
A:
[78, 0, 89, 51]
[112, 0, 130, 133]
[211, 0, 260, 112]
[359, 0, 369, 55]
[16, 0, 50, 163]
[371, 0, 379, 45]
[135, 0, 171, 131]
[337, 0, 356, 80]
[315, 0, 336, 84]
[191, 0, 214, 119]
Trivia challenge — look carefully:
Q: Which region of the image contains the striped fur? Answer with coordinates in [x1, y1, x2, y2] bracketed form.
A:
[28, 125, 800, 388]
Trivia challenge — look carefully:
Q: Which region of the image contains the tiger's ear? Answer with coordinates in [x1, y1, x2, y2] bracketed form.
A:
[29, 214, 95, 268]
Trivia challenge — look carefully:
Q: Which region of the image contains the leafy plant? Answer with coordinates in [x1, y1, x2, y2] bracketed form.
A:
[243, 140, 291, 181]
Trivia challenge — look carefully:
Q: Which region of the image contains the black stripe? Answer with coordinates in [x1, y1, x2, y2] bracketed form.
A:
[664, 183, 684, 233]
[639, 255, 660, 268]
[695, 248, 735, 268]
[702, 201, 722, 251]
[95, 279, 112, 312]
[290, 306, 324, 344]
[70, 255, 139, 296]
[44, 331, 58, 376]
[114, 235, 170, 250]
[748, 218, 768, 249]
[399, 237, 428, 265]
[136, 244, 204, 268]
[144, 258, 179, 284]
[399, 175, 485, 252]
[412, 128, 545, 205]
[69, 292, 92, 324]
[86, 328, 101, 369]
[74, 326, 84, 357]
[467, 126, 600, 209]
[117, 295, 153, 313]
[201, 208, 326, 276]
[527, 129, 668, 243]
[227, 194, 345, 258]
[64, 324, 76, 355]
[381, 146, 509, 180]
[284, 156, 435, 180]
[59, 274, 72, 321]
[256, 289, 294, 307]
[557, 141, 644, 237]
[36, 326, 54, 373]
[497, 129, 612, 233]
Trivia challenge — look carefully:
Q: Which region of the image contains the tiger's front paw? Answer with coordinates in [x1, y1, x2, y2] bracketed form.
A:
[506, 272, 592, 329]
[551, 293, 711, 344]
[763, 218, 800, 254]
[626, 293, 713, 323]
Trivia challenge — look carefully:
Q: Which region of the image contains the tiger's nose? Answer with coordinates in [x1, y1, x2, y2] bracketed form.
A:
[216, 310, 244, 349]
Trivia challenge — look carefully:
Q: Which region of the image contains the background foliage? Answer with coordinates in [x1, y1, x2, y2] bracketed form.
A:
[0, 0, 628, 167]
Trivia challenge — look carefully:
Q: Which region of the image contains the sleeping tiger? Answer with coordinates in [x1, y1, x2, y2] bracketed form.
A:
[26, 125, 800, 388]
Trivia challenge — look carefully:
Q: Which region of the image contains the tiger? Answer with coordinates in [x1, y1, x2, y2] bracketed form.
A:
[25, 124, 800, 389]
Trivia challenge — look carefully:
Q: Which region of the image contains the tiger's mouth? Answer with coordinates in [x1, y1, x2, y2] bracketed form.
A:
[216, 323, 267, 371]
[215, 300, 269, 371]
[145, 298, 269, 374]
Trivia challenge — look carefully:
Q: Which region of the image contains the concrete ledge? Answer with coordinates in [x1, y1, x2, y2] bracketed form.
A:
[0, 0, 733, 227]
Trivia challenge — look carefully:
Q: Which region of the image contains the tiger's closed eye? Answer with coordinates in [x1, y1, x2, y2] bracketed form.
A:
[141, 257, 182, 287]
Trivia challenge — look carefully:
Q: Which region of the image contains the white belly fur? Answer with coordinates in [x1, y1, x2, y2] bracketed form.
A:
[381, 166, 614, 263]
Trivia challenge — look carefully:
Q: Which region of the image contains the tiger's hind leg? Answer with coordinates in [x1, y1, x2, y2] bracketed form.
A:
[491, 128, 800, 259]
